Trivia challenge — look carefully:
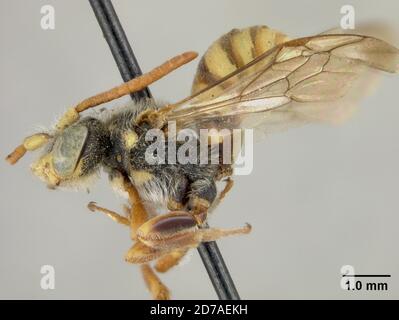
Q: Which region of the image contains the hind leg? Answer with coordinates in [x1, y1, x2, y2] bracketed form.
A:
[135, 177, 250, 253]
[125, 194, 191, 271]
[137, 211, 251, 252]
[153, 178, 234, 273]
[154, 248, 189, 273]
[143, 178, 239, 274]
[124, 182, 171, 300]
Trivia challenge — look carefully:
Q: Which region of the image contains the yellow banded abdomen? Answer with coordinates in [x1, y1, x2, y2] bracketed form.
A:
[192, 25, 290, 94]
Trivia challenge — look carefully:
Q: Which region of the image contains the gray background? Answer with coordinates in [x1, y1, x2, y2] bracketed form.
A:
[1, 0, 399, 299]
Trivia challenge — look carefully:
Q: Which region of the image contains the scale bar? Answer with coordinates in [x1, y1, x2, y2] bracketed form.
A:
[342, 275, 391, 278]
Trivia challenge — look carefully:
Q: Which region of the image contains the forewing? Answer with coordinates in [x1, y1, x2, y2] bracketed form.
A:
[164, 34, 399, 140]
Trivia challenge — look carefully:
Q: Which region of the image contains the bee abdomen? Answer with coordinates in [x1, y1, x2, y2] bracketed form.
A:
[192, 25, 290, 94]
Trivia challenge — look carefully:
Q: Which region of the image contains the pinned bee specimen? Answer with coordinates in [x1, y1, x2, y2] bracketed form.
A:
[6, 25, 399, 299]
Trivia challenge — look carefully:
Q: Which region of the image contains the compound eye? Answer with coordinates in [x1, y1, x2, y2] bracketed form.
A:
[52, 124, 88, 178]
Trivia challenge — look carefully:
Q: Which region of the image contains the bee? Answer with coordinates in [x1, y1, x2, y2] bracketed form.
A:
[6, 25, 399, 299]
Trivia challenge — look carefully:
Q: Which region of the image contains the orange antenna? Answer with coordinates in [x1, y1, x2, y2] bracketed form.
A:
[6, 133, 51, 165]
[75, 51, 198, 113]
[6, 51, 198, 165]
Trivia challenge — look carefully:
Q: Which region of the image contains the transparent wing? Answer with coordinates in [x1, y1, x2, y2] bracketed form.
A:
[162, 34, 399, 140]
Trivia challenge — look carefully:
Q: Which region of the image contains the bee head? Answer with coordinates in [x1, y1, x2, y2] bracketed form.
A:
[31, 118, 109, 189]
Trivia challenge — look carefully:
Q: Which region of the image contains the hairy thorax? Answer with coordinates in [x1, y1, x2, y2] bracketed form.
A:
[102, 102, 229, 209]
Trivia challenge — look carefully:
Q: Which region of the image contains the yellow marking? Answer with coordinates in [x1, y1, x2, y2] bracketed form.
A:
[254, 26, 290, 57]
[123, 130, 138, 149]
[204, 42, 237, 79]
[254, 26, 275, 56]
[167, 199, 183, 211]
[56, 107, 79, 130]
[230, 28, 255, 68]
[31, 154, 61, 187]
[207, 129, 230, 144]
[191, 78, 209, 94]
[31, 147, 90, 188]
[191, 25, 290, 97]
[116, 154, 122, 163]
[23, 133, 50, 151]
[275, 31, 290, 45]
[131, 170, 154, 185]
[109, 171, 127, 194]
[72, 159, 84, 177]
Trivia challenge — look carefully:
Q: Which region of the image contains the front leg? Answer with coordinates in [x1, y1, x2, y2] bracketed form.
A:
[89, 172, 170, 300]
[88, 201, 130, 225]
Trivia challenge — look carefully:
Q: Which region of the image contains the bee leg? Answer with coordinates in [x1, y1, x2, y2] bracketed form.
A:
[144, 182, 189, 273]
[136, 211, 252, 251]
[154, 248, 189, 273]
[126, 224, 187, 269]
[122, 178, 150, 240]
[124, 242, 171, 300]
[219, 177, 234, 200]
[135, 178, 250, 251]
[140, 264, 170, 300]
[123, 190, 171, 264]
[87, 201, 130, 226]
[121, 178, 171, 300]
[209, 177, 234, 212]
[152, 193, 190, 273]
[128, 196, 190, 273]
